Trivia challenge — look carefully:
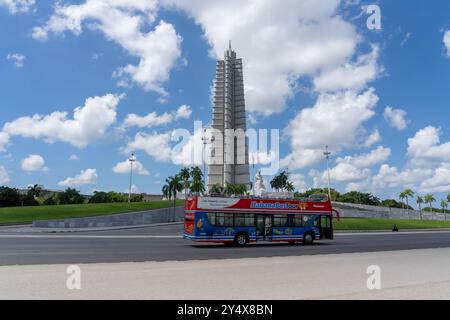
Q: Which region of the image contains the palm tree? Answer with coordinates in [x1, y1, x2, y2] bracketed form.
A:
[441, 200, 448, 221]
[27, 184, 42, 199]
[416, 195, 424, 220]
[399, 191, 406, 209]
[424, 194, 436, 220]
[179, 167, 191, 198]
[210, 183, 224, 195]
[285, 181, 295, 193]
[167, 175, 183, 222]
[189, 166, 205, 195]
[402, 189, 414, 219]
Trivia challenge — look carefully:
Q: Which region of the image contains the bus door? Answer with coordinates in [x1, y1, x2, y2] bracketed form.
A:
[256, 215, 273, 241]
[320, 215, 333, 240]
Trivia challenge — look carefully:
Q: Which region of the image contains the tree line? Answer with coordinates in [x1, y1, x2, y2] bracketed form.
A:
[0, 185, 144, 207]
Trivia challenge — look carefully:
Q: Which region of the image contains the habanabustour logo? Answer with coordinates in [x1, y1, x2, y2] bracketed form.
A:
[250, 201, 298, 210]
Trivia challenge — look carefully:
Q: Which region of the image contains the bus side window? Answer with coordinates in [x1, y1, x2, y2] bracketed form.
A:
[235, 214, 255, 227]
[273, 215, 288, 227]
[206, 213, 216, 226]
[292, 215, 303, 227]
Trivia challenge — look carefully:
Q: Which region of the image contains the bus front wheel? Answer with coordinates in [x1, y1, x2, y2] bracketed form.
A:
[303, 233, 314, 245]
[234, 233, 249, 247]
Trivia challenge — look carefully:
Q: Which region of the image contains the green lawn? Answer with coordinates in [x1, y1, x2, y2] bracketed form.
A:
[0, 200, 184, 224]
[334, 218, 450, 231]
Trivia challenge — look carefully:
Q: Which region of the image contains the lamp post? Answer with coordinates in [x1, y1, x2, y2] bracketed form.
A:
[128, 153, 136, 203]
[324, 146, 332, 201]
[201, 129, 210, 191]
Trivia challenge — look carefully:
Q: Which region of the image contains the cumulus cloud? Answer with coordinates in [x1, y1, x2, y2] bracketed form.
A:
[282, 89, 379, 170]
[0, 165, 9, 184]
[384, 106, 409, 131]
[407, 126, 450, 165]
[21, 154, 47, 172]
[163, 0, 359, 115]
[69, 154, 80, 161]
[58, 168, 98, 187]
[113, 159, 150, 175]
[0, 0, 35, 14]
[311, 146, 391, 186]
[444, 31, 450, 57]
[33, 0, 182, 97]
[364, 129, 381, 147]
[124, 132, 172, 162]
[175, 104, 192, 120]
[3, 93, 124, 148]
[0, 132, 9, 152]
[313, 45, 381, 92]
[123, 104, 191, 128]
[6, 53, 26, 68]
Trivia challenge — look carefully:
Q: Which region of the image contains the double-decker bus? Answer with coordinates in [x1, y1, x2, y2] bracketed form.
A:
[183, 195, 340, 246]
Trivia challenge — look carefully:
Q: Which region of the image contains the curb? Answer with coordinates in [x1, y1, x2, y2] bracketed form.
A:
[0, 222, 184, 234]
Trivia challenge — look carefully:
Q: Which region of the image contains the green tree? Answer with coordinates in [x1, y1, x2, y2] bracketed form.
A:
[165, 175, 183, 222]
[0, 187, 26, 207]
[285, 181, 295, 193]
[210, 183, 224, 195]
[27, 184, 43, 199]
[424, 194, 436, 220]
[401, 189, 414, 218]
[179, 167, 191, 198]
[441, 200, 448, 221]
[190, 166, 205, 195]
[57, 188, 84, 205]
[416, 195, 424, 220]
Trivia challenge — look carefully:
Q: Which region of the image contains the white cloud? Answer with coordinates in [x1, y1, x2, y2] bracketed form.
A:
[58, 168, 98, 187]
[113, 159, 150, 176]
[444, 31, 450, 57]
[175, 104, 192, 120]
[290, 173, 307, 193]
[407, 126, 450, 165]
[0, 132, 9, 152]
[0, 165, 10, 185]
[0, 0, 35, 14]
[69, 154, 80, 161]
[34, 0, 182, 97]
[6, 53, 26, 68]
[3, 93, 124, 148]
[21, 154, 47, 172]
[283, 89, 379, 170]
[124, 132, 172, 162]
[364, 129, 381, 147]
[384, 106, 409, 131]
[163, 0, 359, 115]
[123, 104, 192, 129]
[313, 45, 381, 92]
[123, 111, 173, 128]
[311, 146, 391, 185]
[419, 164, 450, 193]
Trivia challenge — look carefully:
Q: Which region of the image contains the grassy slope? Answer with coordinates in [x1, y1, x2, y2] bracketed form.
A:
[0, 200, 184, 224]
[334, 218, 450, 230]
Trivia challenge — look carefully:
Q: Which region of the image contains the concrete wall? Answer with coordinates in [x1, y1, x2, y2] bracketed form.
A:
[33, 206, 185, 229]
[333, 202, 448, 221]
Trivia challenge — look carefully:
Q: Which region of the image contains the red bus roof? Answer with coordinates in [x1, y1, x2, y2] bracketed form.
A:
[185, 195, 333, 215]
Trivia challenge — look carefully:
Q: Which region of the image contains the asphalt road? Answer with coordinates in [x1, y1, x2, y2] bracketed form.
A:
[1, 224, 450, 266]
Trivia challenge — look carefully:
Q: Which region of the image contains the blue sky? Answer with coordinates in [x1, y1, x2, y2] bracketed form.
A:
[0, 0, 449, 203]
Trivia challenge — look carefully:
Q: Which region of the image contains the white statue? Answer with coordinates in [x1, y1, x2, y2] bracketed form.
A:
[254, 170, 266, 197]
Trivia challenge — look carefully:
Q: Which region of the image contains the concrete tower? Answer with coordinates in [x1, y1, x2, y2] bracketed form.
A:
[207, 42, 250, 190]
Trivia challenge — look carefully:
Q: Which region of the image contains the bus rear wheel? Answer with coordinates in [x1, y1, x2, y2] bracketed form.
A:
[303, 233, 314, 245]
[234, 233, 249, 247]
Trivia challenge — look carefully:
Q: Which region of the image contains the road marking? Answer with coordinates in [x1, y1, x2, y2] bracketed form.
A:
[0, 235, 182, 239]
[336, 230, 450, 236]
